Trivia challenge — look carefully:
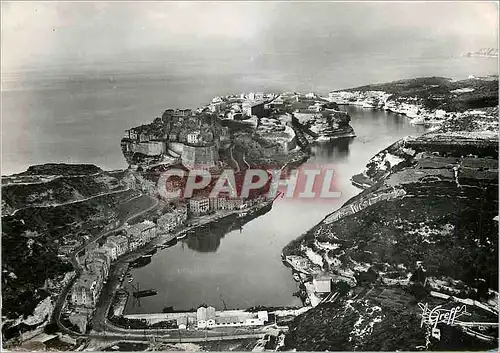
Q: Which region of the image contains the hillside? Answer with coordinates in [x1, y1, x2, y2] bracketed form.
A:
[337, 76, 498, 112]
[284, 79, 499, 350]
[1, 165, 140, 339]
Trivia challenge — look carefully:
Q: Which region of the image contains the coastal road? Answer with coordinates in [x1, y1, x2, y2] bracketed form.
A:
[52, 193, 160, 335]
[87, 331, 265, 344]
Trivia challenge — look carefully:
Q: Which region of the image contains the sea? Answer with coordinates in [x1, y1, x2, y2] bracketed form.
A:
[1, 54, 498, 313]
[1, 54, 497, 176]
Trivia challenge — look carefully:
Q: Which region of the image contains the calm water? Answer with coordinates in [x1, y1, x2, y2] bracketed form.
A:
[1, 55, 497, 175]
[123, 107, 427, 314]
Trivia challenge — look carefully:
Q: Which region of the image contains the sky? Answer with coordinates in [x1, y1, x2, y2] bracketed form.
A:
[1, 1, 499, 73]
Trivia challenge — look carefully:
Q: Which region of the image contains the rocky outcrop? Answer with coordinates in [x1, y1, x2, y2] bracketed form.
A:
[292, 110, 355, 142]
[329, 76, 498, 124]
[1, 166, 140, 338]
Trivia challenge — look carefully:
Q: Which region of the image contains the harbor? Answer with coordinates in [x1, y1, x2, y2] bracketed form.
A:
[122, 108, 427, 315]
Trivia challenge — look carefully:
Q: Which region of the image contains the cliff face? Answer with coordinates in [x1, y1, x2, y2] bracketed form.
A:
[308, 110, 355, 140]
[284, 79, 499, 351]
[330, 76, 498, 127]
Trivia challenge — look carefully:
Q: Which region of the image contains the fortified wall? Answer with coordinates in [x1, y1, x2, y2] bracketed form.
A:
[181, 144, 219, 169]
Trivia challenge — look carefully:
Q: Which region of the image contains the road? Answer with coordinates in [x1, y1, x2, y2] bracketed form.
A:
[52, 193, 160, 336]
[11, 187, 133, 216]
[88, 331, 265, 343]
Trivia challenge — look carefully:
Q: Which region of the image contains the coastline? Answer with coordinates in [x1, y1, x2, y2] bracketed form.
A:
[280, 87, 498, 350]
[3, 76, 498, 350]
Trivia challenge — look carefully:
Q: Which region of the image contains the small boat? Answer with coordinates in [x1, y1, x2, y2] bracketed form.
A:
[127, 277, 133, 283]
[133, 289, 158, 298]
[130, 256, 152, 269]
[176, 233, 187, 240]
[316, 136, 331, 143]
[162, 306, 174, 313]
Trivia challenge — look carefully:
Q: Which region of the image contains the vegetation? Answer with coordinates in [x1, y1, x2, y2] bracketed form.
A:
[342, 76, 499, 112]
[109, 315, 178, 330]
[2, 172, 126, 211]
[2, 173, 138, 329]
[20, 163, 103, 176]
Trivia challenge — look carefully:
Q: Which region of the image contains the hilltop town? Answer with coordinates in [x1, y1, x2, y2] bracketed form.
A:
[119, 91, 354, 172]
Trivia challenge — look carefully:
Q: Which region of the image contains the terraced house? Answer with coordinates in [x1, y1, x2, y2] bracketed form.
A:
[70, 273, 103, 308]
[125, 220, 157, 250]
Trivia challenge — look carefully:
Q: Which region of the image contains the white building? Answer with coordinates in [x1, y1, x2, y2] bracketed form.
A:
[197, 307, 268, 329]
[187, 131, 201, 145]
[125, 220, 157, 247]
[189, 197, 210, 216]
[107, 235, 128, 257]
[313, 277, 332, 293]
[101, 241, 118, 261]
[177, 316, 188, 330]
[213, 311, 268, 328]
[209, 197, 244, 211]
[197, 306, 216, 329]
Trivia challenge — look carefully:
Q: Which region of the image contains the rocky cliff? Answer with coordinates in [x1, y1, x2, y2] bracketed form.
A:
[330, 76, 498, 124]
[284, 78, 499, 351]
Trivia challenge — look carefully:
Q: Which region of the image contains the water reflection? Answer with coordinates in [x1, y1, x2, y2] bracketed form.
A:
[181, 203, 273, 253]
[310, 138, 353, 161]
[183, 220, 233, 253]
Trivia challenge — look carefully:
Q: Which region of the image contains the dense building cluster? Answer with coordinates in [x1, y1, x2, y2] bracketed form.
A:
[67, 206, 188, 332]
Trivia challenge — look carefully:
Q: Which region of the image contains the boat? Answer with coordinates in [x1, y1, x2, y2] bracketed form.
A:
[127, 277, 133, 283]
[129, 256, 152, 269]
[176, 233, 187, 240]
[133, 289, 158, 298]
[316, 135, 331, 143]
[162, 306, 174, 313]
